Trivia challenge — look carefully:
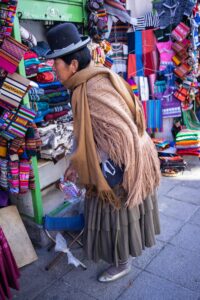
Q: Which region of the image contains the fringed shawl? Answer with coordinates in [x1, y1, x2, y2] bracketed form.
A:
[64, 63, 160, 208]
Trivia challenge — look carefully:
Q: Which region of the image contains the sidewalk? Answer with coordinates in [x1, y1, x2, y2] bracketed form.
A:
[13, 157, 200, 300]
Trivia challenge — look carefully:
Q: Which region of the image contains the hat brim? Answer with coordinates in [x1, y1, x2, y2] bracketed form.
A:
[45, 36, 91, 59]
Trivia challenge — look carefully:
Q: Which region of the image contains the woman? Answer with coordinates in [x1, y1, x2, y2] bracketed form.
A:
[46, 23, 161, 283]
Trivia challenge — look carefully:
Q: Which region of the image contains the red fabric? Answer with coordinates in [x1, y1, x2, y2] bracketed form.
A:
[142, 29, 155, 54]
[143, 50, 158, 76]
[0, 228, 20, 300]
[36, 71, 57, 83]
[24, 51, 38, 60]
[45, 110, 68, 121]
[128, 54, 137, 79]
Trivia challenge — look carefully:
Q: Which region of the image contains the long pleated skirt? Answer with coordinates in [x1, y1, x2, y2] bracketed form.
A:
[83, 185, 160, 266]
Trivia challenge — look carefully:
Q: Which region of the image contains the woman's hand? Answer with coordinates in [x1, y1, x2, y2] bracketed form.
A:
[64, 165, 77, 183]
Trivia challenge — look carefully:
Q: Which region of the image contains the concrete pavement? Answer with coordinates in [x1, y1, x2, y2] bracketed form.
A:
[12, 157, 200, 300]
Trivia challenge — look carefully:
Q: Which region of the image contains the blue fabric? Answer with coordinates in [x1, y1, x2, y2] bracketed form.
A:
[38, 81, 63, 89]
[43, 213, 84, 231]
[135, 31, 144, 76]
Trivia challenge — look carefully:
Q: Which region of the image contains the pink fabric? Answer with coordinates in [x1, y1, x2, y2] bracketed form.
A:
[156, 41, 174, 71]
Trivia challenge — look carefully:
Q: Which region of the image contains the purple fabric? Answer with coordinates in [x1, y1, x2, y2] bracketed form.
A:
[0, 228, 20, 300]
[161, 87, 182, 118]
[0, 191, 9, 207]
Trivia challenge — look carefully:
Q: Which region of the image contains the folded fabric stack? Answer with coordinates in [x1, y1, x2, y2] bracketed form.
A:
[24, 51, 40, 78]
[176, 129, 200, 157]
[159, 153, 187, 177]
[38, 122, 73, 161]
[29, 81, 71, 123]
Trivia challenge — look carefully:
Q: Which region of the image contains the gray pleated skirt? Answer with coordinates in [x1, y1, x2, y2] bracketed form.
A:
[83, 186, 160, 266]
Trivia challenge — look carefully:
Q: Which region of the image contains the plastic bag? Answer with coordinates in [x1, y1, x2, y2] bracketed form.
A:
[55, 232, 82, 267]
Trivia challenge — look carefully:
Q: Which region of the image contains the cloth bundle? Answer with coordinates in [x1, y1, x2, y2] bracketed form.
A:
[0, 227, 20, 300]
[0, 36, 28, 73]
[176, 129, 200, 157]
[0, 1, 18, 41]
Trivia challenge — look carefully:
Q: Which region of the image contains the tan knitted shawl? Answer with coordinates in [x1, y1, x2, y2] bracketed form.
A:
[64, 63, 160, 208]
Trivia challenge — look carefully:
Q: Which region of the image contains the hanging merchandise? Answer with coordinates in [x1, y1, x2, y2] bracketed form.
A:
[0, 36, 28, 74]
[171, 22, 190, 42]
[156, 40, 174, 71]
[152, 0, 194, 29]
[0, 0, 18, 42]
[161, 87, 182, 118]
[142, 99, 163, 133]
[87, 0, 108, 41]
[127, 29, 157, 78]
[0, 72, 30, 109]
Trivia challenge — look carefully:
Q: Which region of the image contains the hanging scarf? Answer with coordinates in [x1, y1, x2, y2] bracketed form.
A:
[64, 63, 160, 208]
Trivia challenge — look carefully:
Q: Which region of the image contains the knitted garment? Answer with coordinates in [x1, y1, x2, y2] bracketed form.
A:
[63, 63, 160, 208]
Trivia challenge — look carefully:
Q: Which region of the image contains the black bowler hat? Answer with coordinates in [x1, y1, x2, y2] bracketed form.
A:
[46, 23, 90, 59]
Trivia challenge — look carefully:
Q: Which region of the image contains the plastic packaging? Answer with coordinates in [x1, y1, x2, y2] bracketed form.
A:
[55, 232, 82, 268]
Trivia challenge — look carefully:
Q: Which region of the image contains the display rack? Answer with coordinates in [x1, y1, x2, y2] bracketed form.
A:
[13, 0, 87, 224]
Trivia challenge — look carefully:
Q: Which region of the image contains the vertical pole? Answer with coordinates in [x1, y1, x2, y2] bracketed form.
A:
[13, 16, 43, 224]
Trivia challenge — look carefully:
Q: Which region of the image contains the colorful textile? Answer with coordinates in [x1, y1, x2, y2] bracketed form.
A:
[143, 99, 163, 133]
[156, 40, 174, 71]
[36, 71, 57, 83]
[108, 20, 130, 44]
[24, 58, 40, 67]
[8, 161, 19, 193]
[19, 160, 30, 193]
[0, 106, 35, 140]
[0, 158, 8, 189]
[171, 22, 190, 42]
[176, 129, 200, 157]
[44, 110, 68, 121]
[24, 51, 38, 60]
[0, 2, 18, 41]
[0, 36, 28, 73]
[0, 72, 30, 108]
[161, 88, 182, 118]
[110, 43, 128, 74]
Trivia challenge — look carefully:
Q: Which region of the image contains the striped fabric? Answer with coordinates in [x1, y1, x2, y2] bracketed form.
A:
[0, 36, 28, 73]
[0, 72, 30, 108]
[143, 99, 163, 133]
[0, 106, 35, 140]
[17, 105, 36, 123]
[136, 12, 159, 31]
